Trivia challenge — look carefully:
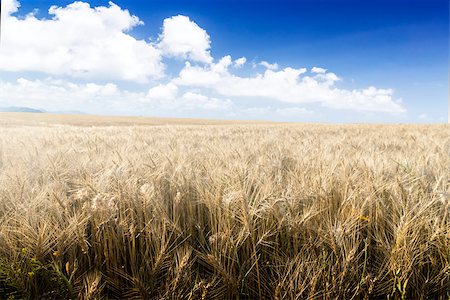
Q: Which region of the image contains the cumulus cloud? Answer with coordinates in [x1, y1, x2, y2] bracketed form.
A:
[0, 0, 164, 82]
[158, 15, 213, 64]
[146, 83, 179, 101]
[323, 86, 404, 112]
[175, 56, 405, 113]
[144, 82, 233, 111]
[311, 67, 327, 74]
[259, 61, 279, 70]
[234, 57, 247, 68]
[179, 92, 234, 111]
[0, 78, 142, 114]
[0, 78, 234, 115]
[2, 0, 20, 15]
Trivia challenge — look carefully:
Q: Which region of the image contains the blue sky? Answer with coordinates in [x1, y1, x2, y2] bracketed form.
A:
[1, 0, 448, 122]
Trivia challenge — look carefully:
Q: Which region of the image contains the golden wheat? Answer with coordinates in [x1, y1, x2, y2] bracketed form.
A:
[0, 117, 448, 299]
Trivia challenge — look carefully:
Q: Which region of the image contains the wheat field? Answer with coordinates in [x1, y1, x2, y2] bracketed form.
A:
[0, 114, 449, 299]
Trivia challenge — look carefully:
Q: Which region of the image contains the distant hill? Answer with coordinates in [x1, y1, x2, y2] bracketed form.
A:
[0, 106, 44, 113]
[0, 107, 86, 115]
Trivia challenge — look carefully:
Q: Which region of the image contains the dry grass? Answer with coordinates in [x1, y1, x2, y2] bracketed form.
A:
[0, 116, 448, 299]
[0, 112, 270, 127]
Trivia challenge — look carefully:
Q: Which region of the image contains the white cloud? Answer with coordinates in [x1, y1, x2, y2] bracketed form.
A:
[158, 15, 213, 64]
[180, 92, 234, 111]
[0, 78, 235, 115]
[311, 67, 327, 74]
[234, 57, 246, 68]
[84, 82, 119, 96]
[144, 82, 234, 111]
[0, 78, 144, 114]
[2, 0, 20, 15]
[259, 61, 279, 70]
[175, 56, 405, 113]
[146, 83, 178, 101]
[321, 86, 404, 112]
[0, 0, 164, 82]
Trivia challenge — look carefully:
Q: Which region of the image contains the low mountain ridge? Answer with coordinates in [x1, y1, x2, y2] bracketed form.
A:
[0, 106, 44, 113]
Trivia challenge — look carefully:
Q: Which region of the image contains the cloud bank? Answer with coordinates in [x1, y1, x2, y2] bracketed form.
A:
[1, 1, 163, 82]
[0, 0, 406, 119]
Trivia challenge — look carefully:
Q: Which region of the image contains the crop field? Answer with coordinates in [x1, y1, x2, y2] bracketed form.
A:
[0, 113, 449, 299]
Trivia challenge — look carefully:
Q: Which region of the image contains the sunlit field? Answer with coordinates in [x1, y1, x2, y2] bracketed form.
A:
[0, 114, 448, 299]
